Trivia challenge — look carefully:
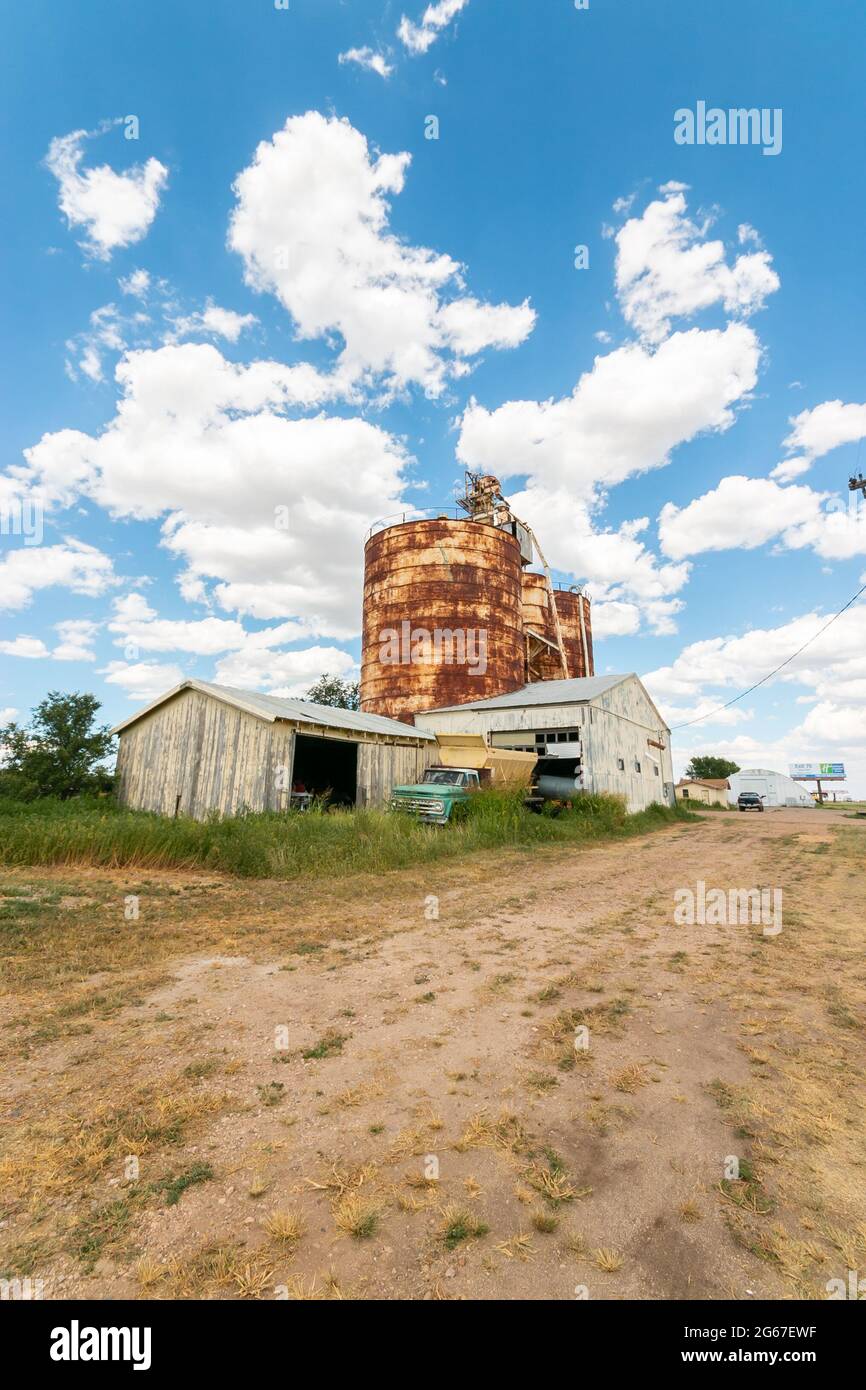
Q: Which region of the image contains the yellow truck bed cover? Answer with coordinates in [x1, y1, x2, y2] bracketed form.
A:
[434, 733, 536, 788]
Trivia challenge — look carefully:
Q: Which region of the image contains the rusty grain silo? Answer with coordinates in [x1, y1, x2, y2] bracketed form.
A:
[520, 574, 594, 682]
[361, 518, 525, 723]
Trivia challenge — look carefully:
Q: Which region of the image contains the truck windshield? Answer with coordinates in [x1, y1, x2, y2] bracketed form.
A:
[422, 770, 466, 786]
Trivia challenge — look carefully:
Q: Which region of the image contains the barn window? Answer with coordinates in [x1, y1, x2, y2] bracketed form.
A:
[616, 758, 625, 771]
[634, 759, 642, 773]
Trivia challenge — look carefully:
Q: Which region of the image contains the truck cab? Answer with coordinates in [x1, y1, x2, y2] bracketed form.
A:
[390, 765, 481, 824]
[390, 733, 538, 824]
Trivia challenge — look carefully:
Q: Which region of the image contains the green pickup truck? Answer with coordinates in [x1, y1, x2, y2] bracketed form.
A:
[390, 766, 481, 825]
[390, 735, 573, 824]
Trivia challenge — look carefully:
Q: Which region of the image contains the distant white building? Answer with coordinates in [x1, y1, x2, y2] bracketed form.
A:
[727, 768, 813, 809]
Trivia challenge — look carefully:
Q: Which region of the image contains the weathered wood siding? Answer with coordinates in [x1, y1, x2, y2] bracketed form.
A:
[115, 689, 295, 818]
[115, 687, 437, 818]
[356, 740, 437, 809]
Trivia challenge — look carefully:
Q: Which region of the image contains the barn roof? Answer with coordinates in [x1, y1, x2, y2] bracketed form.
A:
[110, 679, 436, 741]
[421, 674, 630, 712]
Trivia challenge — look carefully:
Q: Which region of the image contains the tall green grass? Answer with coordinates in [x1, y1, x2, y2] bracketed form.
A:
[0, 791, 698, 881]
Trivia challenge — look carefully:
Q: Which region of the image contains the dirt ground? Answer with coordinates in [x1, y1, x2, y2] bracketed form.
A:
[1, 806, 864, 1301]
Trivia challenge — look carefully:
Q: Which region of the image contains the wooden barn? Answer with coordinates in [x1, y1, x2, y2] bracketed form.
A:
[111, 679, 437, 819]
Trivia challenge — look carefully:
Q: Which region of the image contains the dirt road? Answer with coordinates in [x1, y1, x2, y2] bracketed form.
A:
[2, 807, 864, 1300]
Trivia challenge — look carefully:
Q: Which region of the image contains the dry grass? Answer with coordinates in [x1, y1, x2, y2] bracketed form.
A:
[562, 1231, 587, 1259]
[523, 1151, 590, 1206]
[495, 1232, 534, 1261]
[593, 1247, 624, 1273]
[679, 1199, 703, 1224]
[333, 1194, 380, 1241]
[453, 1110, 529, 1156]
[262, 1209, 305, 1248]
[0, 1076, 232, 1211]
[303, 1161, 377, 1198]
[609, 1062, 650, 1094]
[150, 1243, 278, 1300]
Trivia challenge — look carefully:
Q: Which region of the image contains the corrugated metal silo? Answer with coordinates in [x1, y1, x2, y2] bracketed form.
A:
[520, 573, 594, 682]
[361, 518, 525, 723]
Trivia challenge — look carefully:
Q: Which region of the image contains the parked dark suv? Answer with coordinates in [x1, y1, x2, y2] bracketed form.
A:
[737, 792, 764, 812]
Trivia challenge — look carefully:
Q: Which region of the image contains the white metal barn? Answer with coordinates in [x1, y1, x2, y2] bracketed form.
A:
[414, 674, 675, 812]
[727, 768, 814, 809]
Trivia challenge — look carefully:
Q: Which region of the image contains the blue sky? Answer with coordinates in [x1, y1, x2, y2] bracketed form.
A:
[2, 0, 865, 792]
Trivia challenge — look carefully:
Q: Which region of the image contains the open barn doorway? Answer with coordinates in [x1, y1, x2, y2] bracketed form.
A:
[291, 734, 358, 808]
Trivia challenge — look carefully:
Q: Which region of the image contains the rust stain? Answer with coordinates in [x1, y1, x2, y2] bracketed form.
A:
[361, 519, 595, 723]
[520, 573, 594, 682]
[361, 519, 525, 723]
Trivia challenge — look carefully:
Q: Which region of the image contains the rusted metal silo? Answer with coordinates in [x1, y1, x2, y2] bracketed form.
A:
[361, 518, 525, 723]
[520, 573, 594, 682]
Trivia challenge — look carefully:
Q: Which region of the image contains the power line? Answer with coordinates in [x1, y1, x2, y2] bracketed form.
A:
[670, 580, 866, 732]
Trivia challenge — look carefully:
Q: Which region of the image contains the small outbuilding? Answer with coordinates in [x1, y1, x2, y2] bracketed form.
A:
[675, 778, 730, 806]
[111, 679, 436, 818]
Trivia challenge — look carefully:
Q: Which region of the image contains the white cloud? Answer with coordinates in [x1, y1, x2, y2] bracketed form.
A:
[65, 303, 128, 384]
[658, 474, 866, 562]
[338, 47, 394, 79]
[53, 618, 99, 661]
[397, 0, 470, 54]
[45, 126, 168, 260]
[614, 190, 779, 343]
[645, 607, 866, 711]
[590, 600, 641, 638]
[64, 285, 258, 386]
[0, 541, 114, 612]
[737, 222, 762, 247]
[457, 324, 760, 497]
[169, 300, 258, 344]
[770, 455, 812, 483]
[14, 343, 410, 635]
[228, 112, 534, 397]
[214, 643, 356, 696]
[659, 476, 825, 559]
[0, 635, 50, 659]
[507, 489, 689, 634]
[435, 297, 535, 356]
[108, 593, 244, 655]
[98, 594, 355, 701]
[118, 269, 151, 298]
[644, 606, 866, 795]
[456, 323, 760, 629]
[107, 591, 313, 656]
[99, 660, 186, 702]
[773, 399, 866, 481]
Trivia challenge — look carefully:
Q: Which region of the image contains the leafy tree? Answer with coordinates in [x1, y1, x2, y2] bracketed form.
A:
[304, 674, 360, 711]
[0, 692, 115, 800]
[684, 755, 740, 781]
